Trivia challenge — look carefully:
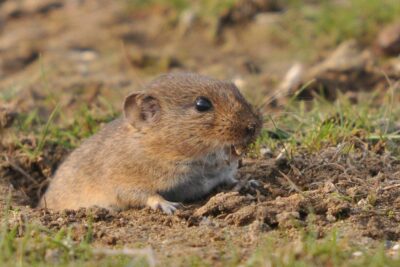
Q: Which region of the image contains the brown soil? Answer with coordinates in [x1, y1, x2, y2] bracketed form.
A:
[2, 138, 400, 263]
[1, 0, 400, 265]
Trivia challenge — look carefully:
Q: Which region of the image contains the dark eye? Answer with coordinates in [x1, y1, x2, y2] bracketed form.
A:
[195, 96, 212, 112]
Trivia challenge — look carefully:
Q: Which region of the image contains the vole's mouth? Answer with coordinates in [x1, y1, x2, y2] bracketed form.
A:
[231, 144, 246, 157]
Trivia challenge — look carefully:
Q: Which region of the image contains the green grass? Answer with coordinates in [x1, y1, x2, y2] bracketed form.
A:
[1, 207, 400, 267]
[0, 205, 150, 267]
[269, 0, 400, 60]
[11, 103, 117, 160]
[252, 80, 400, 158]
[126, 0, 190, 12]
[244, 230, 400, 267]
[126, 0, 237, 13]
[125, 0, 400, 41]
[124, 0, 400, 61]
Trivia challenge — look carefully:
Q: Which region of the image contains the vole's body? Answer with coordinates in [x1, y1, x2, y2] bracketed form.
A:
[40, 73, 262, 213]
[43, 119, 237, 210]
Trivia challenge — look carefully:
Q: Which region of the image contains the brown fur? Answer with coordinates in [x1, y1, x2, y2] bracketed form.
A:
[39, 73, 262, 213]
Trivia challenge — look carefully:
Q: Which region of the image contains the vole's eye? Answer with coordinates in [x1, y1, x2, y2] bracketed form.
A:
[195, 96, 212, 112]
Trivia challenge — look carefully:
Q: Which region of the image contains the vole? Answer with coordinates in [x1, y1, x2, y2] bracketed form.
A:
[39, 73, 262, 214]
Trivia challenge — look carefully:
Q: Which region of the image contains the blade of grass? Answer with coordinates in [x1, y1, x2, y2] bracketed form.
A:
[33, 104, 60, 158]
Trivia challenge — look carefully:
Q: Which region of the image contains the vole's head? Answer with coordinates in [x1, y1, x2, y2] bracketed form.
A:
[123, 73, 262, 161]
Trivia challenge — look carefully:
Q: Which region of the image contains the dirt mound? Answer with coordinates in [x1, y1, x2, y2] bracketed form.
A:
[2, 136, 399, 263]
[2, 135, 400, 240]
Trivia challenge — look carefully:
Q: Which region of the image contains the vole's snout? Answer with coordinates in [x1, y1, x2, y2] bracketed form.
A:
[243, 112, 263, 143]
[245, 123, 257, 137]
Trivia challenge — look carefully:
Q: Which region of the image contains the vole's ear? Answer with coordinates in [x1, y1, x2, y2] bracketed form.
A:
[123, 92, 161, 129]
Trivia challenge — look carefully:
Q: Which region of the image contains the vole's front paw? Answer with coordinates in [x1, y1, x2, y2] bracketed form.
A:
[146, 195, 182, 215]
[226, 176, 238, 187]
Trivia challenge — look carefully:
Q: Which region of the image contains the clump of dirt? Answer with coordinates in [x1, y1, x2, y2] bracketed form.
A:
[376, 20, 400, 56]
[1, 45, 39, 75]
[218, 0, 283, 28]
[0, 108, 18, 129]
[193, 192, 254, 218]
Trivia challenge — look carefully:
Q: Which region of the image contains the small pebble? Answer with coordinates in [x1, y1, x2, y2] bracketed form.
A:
[352, 251, 363, 257]
[326, 214, 336, 222]
[260, 147, 273, 158]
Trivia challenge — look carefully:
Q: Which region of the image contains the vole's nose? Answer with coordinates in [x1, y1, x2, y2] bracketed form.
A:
[245, 123, 257, 137]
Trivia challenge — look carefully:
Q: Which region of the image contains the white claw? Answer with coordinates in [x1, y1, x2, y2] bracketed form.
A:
[226, 177, 238, 187]
[160, 201, 180, 214]
[146, 195, 182, 215]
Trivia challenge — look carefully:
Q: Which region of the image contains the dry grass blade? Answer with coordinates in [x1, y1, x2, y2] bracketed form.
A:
[382, 184, 400, 191]
[278, 170, 304, 196]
